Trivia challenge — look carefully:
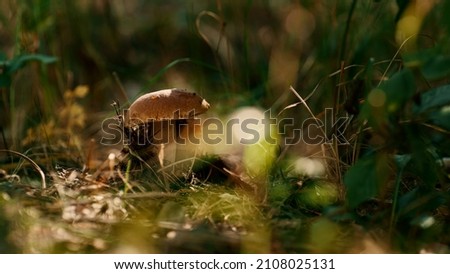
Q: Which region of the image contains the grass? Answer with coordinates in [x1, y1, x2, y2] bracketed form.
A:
[1, 0, 450, 253]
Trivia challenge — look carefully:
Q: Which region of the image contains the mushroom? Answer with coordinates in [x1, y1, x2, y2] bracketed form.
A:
[122, 88, 210, 169]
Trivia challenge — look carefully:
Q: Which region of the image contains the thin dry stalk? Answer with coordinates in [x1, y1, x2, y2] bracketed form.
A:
[0, 149, 47, 188]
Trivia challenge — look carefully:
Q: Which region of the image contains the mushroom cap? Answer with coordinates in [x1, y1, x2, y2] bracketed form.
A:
[125, 88, 210, 127]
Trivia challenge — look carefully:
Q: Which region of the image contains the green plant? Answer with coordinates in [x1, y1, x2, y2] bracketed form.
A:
[1, 0, 450, 254]
[343, 38, 450, 251]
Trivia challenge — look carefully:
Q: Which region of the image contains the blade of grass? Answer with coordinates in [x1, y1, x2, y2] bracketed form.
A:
[378, 35, 417, 87]
[0, 149, 46, 188]
[389, 154, 411, 237]
[289, 86, 339, 163]
[142, 57, 221, 93]
[112, 72, 129, 104]
[339, 0, 358, 63]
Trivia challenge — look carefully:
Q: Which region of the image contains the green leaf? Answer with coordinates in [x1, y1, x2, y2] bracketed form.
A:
[414, 85, 450, 113]
[427, 106, 450, 130]
[404, 48, 450, 81]
[394, 154, 411, 170]
[344, 152, 392, 209]
[0, 54, 57, 88]
[380, 68, 415, 111]
[422, 55, 450, 81]
[294, 180, 339, 210]
[8, 54, 57, 74]
[397, 188, 446, 220]
[414, 85, 450, 132]
[406, 142, 441, 188]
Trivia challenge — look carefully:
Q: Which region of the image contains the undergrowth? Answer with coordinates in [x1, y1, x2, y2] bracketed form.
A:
[1, 0, 450, 253]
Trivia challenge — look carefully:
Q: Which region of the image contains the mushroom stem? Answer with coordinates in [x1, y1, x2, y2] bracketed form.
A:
[121, 88, 210, 180]
[123, 121, 164, 168]
[173, 118, 203, 171]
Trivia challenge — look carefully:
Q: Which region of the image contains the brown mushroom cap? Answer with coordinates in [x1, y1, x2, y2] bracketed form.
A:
[125, 88, 210, 127]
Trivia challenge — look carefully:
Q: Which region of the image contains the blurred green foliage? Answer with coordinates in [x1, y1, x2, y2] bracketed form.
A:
[0, 0, 449, 254]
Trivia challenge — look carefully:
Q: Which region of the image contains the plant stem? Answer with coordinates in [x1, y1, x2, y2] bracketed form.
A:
[389, 165, 405, 238]
[339, 0, 358, 63]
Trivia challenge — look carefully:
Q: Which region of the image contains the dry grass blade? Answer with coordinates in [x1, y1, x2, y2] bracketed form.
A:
[112, 71, 129, 103]
[278, 64, 363, 117]
[122, 192, 177, 199]
[377, 35, 416, 87]
[0, 149, 47, 189]
[196, 10, 224, 53]
[288, 86, 338, 160]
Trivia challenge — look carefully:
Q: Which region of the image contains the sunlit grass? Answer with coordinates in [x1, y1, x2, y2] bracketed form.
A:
[0, 0, 449, 254]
